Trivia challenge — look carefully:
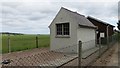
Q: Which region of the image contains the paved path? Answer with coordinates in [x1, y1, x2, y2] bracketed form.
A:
[63, 46, 100, 66]
[2, 48, 78, 66]
[92, 42, 119, 66]
[1, 42, 119, 67]
[82, 46, 99, 59]
[107, 43, 118, 66]
[63, 42, 118, 66]
[2, 48, 49, 60]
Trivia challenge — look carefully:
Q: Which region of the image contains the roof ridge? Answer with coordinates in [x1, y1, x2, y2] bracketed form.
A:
[87, 16, 107, 24]
[87, 16, 114, 27]
[61, 7, 85, 17]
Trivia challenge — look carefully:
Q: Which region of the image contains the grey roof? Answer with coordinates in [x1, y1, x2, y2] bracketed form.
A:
[87, 16, 115, 27]
[61, 7, 97, 29]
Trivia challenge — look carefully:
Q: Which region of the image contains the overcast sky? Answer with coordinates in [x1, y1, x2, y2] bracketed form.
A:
[1, 0, 119, 34]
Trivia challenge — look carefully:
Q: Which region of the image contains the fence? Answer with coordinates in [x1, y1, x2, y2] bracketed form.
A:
[80, 34, 118, 66]
[1, 34, 118, 67]
[2, 34, 50, 53]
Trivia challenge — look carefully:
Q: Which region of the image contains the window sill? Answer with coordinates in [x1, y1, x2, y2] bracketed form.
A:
[55, 35, 70, 38]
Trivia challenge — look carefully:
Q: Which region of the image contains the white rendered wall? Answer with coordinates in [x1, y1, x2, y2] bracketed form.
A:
[77, 27, 96, 52]
[49, 8, 96, 53]
[49, 8, 78, 53]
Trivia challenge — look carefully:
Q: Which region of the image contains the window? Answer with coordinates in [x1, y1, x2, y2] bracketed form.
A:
[56, 24, 62, 35]
[63, 23, 69, 35]
[56, 23, 69, 36]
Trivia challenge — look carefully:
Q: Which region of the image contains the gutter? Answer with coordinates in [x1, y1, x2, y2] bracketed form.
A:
[79, 24, 97, 29]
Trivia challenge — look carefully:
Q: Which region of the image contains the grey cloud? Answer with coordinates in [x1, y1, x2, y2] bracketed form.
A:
[2, 1, 118, 34]
[2, 2, 22, 8]
[118, 1, 120, 20]
[2, 6, 19, 15]
[81, 2, 117, 17]
[28, 12, 48, 21]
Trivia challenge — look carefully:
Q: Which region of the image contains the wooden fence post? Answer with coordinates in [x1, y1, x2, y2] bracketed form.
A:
[78, 40, 82, 67]
[8, 34, 11, 53]
[95, 30, 97, 47]
[107, 36, 109, 49]
[36, 35, 38, 48]
[99, 37, 101, 57]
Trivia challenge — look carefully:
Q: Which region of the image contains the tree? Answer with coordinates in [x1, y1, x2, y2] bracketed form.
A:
[117, 20, 120, 30]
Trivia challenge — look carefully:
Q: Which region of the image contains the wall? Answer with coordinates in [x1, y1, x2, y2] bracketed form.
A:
[49, 8, 78, 53]
[50, 8, 96, 53]
[87, 18, 107, 38]
[108, 26, 114, 36]
[77, 27, 96, 52]
[87, 17, 114, 38]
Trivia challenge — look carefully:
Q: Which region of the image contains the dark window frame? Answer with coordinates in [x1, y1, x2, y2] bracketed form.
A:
[56, 22, 70, 38]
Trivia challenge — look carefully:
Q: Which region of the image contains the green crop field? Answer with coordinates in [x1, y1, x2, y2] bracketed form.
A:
[2, 34, 50, 54]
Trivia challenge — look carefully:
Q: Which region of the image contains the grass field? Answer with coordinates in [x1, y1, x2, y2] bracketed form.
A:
[2, 34, 50, 54]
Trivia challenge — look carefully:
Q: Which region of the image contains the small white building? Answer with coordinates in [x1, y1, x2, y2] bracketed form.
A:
[49, 7, 97, 53]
